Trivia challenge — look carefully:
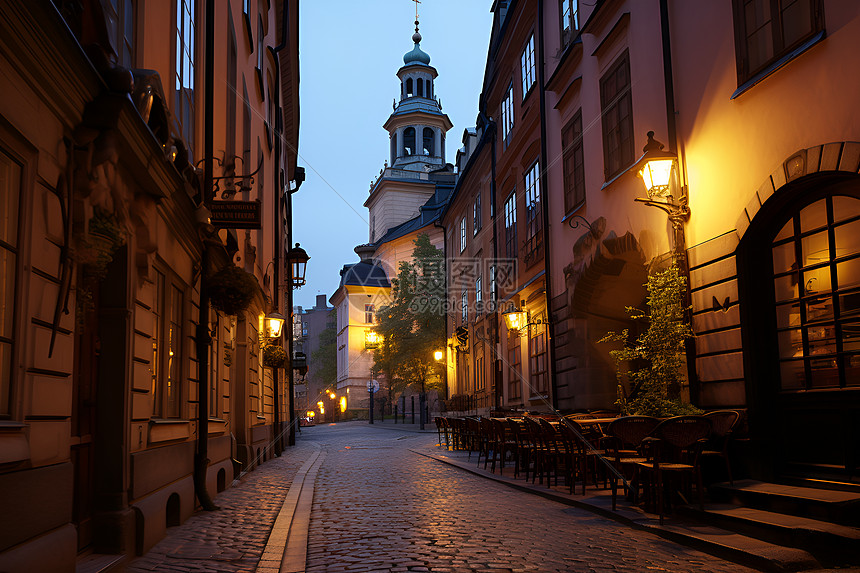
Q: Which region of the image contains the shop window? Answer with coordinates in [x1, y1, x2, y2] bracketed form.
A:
[562, 110, 585, 211]
[529, 314, 548, 396]
[600, 51, 633, 180]
[771, 195, 860, 390]
[0, 147, 22, 417]
[732, 0, 824, 85]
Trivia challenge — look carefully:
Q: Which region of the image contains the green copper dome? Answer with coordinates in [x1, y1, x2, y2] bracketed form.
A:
[403, 31, 431, 65]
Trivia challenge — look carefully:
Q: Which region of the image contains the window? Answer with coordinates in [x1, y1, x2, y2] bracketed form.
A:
[243, 0, 250, 16]
[504, 190, 517, 259]
[390, 133, 397, 163]
[562, 110, 585, 211]
[104, 0, 136, 67]
[404, 127, 415, 156]
[460, 217, 467, 253]
[529, 314, 548, 396]
[490, 265, 497, 302]
[152, 271, 184, 418]
[423, 127, 435, 156]
[226, 21, 237, 163]
[524, 161, 543, 264]
[406, 78, 413, 97]
[771, 195, 860, 390]
[462, 290, 468, 324]
[508, 336, 521, 400]
[600, 51, 634, 180]
[521, 33, 536, 99]
[560, 0, 580, 48]
[475, 275, 483, 306]
[417, 78, 424, 97]
[257, 17, 264, 72]
[174, 0, 196, 155]
[473, 193, 482, 236]
[302, 322, 308, 336]
[476, 355, 485, 391]
[0, 146, 22, 416]
[365, 304, 375, 324]
[370, 215, 375, 242]
[732, 0, 823, 85]
[501, 83, 514, 143]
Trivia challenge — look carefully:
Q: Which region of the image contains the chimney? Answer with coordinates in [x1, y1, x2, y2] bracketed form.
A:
[354, 243, 376, 262]
[315, 294, 327, 309]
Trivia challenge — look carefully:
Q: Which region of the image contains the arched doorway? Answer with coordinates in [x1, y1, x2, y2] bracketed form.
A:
[738, 172, 860, 484]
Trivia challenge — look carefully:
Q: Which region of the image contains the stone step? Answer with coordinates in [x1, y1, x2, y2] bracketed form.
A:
[710, 479, 860, 526]
[677, 503, 860, 568]
[75, 553, 125, 573]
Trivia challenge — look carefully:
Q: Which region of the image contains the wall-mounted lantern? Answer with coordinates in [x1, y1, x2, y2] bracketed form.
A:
[264, 312, 286, 339]
[365, 330, 381, 349]
[286, 243, 310, 288]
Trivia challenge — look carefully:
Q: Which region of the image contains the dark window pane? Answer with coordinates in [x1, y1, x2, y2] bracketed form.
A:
[832, 195, 860, 223]
[779, 359, 805, 389]
[774, 273, 798, 302]
[782, 0, 812, 47]
[772, 241, 796, 274]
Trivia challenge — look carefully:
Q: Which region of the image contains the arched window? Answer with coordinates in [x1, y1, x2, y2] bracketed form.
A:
[417, 78, 424, 97]
[404, 127, 415, 156]
[427, 79, 432, 99]
[423, 127, 434, 156]
[406, 78, 413, 97]
[391, 132, 398, 161]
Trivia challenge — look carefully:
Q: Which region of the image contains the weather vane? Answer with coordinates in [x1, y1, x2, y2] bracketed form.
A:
[412, 0, 420, 31]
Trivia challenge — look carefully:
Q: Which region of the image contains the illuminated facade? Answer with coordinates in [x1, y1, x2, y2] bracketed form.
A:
[0, 0, 300, 567]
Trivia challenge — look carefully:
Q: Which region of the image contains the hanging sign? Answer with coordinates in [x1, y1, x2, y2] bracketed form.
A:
[209, 200, 262, 229]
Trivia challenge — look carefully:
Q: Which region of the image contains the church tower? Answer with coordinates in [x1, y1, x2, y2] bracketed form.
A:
[365, 19, 453, 244]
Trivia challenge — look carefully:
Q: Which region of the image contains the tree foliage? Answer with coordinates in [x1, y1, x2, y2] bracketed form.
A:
[311, 310, 337, 389]
[599, 264, 700, 417]
[373, 233, 446, 395]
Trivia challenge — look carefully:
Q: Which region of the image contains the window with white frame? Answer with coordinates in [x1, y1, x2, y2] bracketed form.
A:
[501, 82, 514, 143]
[174, 0, 196, 156]
[473, 192, 482, 236]
[504, 190, 517, 259]
[365, 304, 374, 324]
[475, 274, 483, 306]
[490, 265, 497, 302]
[524, 161, 543, 263]
[560, 0, 580, 48]
[460, 217, 467, 253]
[521, 33, 536, 99]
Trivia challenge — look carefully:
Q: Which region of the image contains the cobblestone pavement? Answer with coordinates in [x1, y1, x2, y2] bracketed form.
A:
[306, 423, 757, 573]
[127, 439, 318, 573]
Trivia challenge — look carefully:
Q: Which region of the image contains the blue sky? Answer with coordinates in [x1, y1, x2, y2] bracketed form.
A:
[292, 1, 493, 310]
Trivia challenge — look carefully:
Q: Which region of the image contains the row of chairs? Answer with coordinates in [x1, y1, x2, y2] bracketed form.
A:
[436, 410, 741, 525]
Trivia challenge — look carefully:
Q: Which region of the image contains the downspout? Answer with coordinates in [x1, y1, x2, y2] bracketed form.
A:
[536, 0, 558, 410]
[194, 0, 218, 511]
[658, 0, 698, 404]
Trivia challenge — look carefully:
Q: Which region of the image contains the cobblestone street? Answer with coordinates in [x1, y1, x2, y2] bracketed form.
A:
[303, 423, 755, 573]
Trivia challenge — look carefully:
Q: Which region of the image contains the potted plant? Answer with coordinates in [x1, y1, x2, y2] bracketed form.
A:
[208, 265, 260, 315]
[75, 209, 127, 277]
[599, 264, 701, 417]
[262, 342, 287, 369]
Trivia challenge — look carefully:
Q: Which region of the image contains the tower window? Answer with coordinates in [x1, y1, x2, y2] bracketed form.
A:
[423, 127, 434, 156]
[427, 79, 432, 99]
[404, 127, 415, 156]
[406, 78, 413, 97]
[417, 78, 424, 97]
[391, 133, 397, 161]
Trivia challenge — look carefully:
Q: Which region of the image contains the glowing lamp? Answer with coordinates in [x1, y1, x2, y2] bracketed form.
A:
[502, 304, 528, 333]
[365, 330, 381, 349]
[433, 350, 444, 362]
[286, 243, 310, 288]
[339, 397, 347, 413]
[264, 312, 286, 339]
[636, 131, 677, 199]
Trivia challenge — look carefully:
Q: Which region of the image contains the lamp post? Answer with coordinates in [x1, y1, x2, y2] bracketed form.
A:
[284, 242, 310, 446]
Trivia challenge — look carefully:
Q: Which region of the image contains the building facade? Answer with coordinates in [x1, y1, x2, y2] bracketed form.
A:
[0, 0, 300, 569]
[293, 294, 334, 418]
[442, 0, 860, 485]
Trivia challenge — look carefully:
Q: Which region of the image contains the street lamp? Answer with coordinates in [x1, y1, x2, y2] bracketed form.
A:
[635, 131, 677, 199]
[286, 243, 310, 288]
[501, 303, 528, 333]
[365, 330, 381, 349]
[264, 312, 285, 339]
[433, 349, 444, 362]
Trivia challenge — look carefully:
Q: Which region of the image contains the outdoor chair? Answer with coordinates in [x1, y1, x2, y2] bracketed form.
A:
[434, 417, 449, 449]
[558, 419, 603, 495]
[506, 417, 533, 479]
[701, 410, 741, 485]
[636, 416, 713, 525]
[603, 416, 661, 510]
[522, 417, 550, 485]
[478, 417, 497, 470]
[491, 418, 517, 474]
[537, 417, 570, 487]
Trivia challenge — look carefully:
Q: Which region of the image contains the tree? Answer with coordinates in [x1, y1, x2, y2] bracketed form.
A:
[311, 310, 337, 390]
[373, 233, 446, 413]
[599, 264, 700, 417]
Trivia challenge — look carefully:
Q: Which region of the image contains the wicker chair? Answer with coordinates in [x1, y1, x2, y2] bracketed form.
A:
[701, 410, 740, 485]
[603, 416, 661, 509]
[636, 416, 713, 525]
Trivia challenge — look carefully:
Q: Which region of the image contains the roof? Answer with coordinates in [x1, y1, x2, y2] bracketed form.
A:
[337, 260, 391, 289]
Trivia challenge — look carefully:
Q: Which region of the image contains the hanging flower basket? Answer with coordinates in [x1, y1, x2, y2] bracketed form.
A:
[208, 265, 260, 315]
[262, 343, 287, 369]
[74, 210, 127, 278]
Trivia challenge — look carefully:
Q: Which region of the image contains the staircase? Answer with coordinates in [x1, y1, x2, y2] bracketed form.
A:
[678, 479, 860, 569]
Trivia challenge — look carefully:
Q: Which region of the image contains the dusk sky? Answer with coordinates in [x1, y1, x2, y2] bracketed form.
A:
[292, 1, 494, 310]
